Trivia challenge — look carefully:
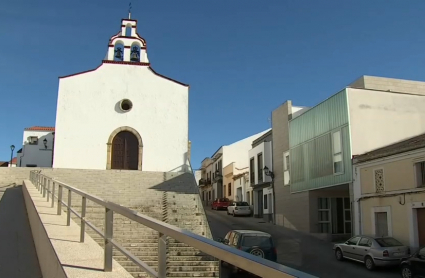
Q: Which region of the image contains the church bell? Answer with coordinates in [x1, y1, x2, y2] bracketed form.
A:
[130, 47, 140, 62]
[115, 47, 123, 60]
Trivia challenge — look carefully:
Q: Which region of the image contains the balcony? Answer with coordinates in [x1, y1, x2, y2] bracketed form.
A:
[199, 179, 206, 186]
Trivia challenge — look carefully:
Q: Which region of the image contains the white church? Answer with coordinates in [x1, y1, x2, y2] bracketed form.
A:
[18, 16, 190, 172]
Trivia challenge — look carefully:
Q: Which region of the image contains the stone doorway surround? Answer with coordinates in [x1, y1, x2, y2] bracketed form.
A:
[106, 126, 143, 170]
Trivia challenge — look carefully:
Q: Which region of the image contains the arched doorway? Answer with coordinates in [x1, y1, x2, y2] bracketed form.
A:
[106, 127, 143, 170]
[111, 131, 138, 170]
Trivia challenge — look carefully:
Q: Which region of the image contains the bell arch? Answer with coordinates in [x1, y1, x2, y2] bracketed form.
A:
[106, 126, 143, 170]
[113, 40, 125, 61]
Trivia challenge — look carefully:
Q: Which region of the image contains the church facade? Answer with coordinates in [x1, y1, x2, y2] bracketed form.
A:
[53, 17, 190, 172]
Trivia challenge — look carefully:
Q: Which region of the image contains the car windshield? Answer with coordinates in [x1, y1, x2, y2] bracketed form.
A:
[235, 202, 249, 206]
[219, 198, 229, 202]
[375, 237, 403, 247]
[241, 235, 272, 248]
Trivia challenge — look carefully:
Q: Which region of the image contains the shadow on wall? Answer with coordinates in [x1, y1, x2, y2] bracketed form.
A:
[167, 152, 191, 173]
[149, 172, 199, 194]
[0, 185, 42, 278]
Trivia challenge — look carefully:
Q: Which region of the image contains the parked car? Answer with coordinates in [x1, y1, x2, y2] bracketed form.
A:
[333, 235, 410, 270]
[227, 201, 252, 216]
[211, 198, 231, 210]
[217, 230, 277, 275]
[400, 246, 425, 278]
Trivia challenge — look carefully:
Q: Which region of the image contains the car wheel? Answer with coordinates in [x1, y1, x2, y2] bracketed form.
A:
[227, 210, 230, 215]
[364, 256, 375, 271]
[335, 248, 344, 261]
[401, 265, 412, 278]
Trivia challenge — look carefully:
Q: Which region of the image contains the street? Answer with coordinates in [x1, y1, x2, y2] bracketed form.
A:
[205, 208, 400, 278]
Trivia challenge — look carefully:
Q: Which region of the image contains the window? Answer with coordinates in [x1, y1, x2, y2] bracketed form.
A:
[228, 183, 231, 196]
[231, 233, 240, 246]
[332, 131, 343, 174]
[250, 158, 255, 183]
[318, 198, 330, 233]
[241, 236, 272, 248]
[258, 153, 263, 181]
[416, 161, 425, 187]
[375, 212, 389, 237]
[283, 151, 290, 185]
[374, 169, 385, 193]
[358, 238, 372, 247]
[347, 236, 360, 245]
[28, 136, 38, 145]
[375, 237, 402, 247]
[264, 194, 268, 209]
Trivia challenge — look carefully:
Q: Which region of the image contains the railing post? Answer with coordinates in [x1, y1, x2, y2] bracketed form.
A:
[57, 185, 62, 215]
[158, 233, 167, 278]
[37, 175, 40, 191]
[47, 180, 50, 202]
[80, 197, 86, 242]
[51, 182, 55, 208]
[67, 189, 71, 226]
[104, 207, 113, 272]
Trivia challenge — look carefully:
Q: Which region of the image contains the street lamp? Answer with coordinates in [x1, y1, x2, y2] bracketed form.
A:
[10, 145, 15, 167]
[263, 166, 274, 180]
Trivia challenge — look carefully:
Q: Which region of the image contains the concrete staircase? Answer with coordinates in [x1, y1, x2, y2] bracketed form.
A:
[39, 169, 219, 278]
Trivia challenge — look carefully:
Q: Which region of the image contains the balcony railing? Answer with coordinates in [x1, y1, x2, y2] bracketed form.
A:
[29, 170, 317, 278]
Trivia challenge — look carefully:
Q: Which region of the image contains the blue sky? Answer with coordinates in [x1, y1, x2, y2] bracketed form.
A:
[1, 0, 425, 168]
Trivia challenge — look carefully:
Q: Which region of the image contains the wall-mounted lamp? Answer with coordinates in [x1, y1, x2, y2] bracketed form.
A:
[263, 166, 275, 180]
[43, 138, 48, 149]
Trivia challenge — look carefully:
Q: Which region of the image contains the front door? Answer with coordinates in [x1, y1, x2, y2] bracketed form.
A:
[111, 131, 138, 170]
[417, 208, 425, 246]
[257, 189, 264, 217]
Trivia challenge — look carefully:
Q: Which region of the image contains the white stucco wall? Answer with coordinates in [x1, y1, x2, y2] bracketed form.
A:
[348, 88, 425, 156]
[54, 63, 189, 172]
[248, 141, 273, 185]
[19, 131, 54, 167]
[222, 129, 270, 169]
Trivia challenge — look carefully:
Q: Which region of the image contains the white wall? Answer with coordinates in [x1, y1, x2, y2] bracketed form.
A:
[248, 141, 273, 185]
[348, 88, 425, 156]
[19, 131, 54, 167]
[222, 129, 270, 169]
[54, 63, 189, 172]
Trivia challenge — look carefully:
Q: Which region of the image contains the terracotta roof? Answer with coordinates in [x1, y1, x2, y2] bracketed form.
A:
[0, 161, 8, 167]
[11, 157, 17, 164]
[353, 133, 425, 164]
[24, 126, 55, 131]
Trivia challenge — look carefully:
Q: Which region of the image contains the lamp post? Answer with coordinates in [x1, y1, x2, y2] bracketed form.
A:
[10, 145, 15, 167]
[263, 166, 274, 180]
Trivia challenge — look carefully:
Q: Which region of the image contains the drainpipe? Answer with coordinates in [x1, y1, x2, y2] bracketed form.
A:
[51, 132, 55, 167]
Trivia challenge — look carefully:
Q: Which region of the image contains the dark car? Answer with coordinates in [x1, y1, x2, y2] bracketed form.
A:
[400, 246, 425, 278]
[212, 198, 231, 210]
[217, 230, 277, 275]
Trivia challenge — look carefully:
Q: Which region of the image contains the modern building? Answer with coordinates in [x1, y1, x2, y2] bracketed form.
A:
[285, 76, 425, 241]
[198, 130, 269, 205]
[352, 133, 425, 251]
[16, 126, 55, 168]
[271, 101, 309, 228]
[248, 130, 274, 221]
[52, 16, 190, 172]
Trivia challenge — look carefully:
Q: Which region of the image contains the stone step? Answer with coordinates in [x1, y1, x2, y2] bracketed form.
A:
[167, 271, 218, 277]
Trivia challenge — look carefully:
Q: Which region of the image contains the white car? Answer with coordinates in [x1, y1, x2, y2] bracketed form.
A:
[227, 201, 252, 217]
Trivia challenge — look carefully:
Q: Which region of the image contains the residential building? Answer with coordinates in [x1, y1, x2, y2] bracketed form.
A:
[9, 157, 17, 167]
[286, 75, 425, 241]
[223, 162, 249, 201]
[271, 101, 309, 229]
[249, 130, 274, 222]
[52, 17, 190, 172]
[198, 130, 269, 205]
[233, 171, 250, 204]
[352, 133, 425, 251]
[16, 126, 55, 168]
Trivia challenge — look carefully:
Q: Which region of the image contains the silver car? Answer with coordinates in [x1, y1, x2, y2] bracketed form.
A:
[227, 201, 252, 216]
[333, 235, 410, 270]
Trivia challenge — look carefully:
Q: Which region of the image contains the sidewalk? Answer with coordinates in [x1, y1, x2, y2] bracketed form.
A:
[0, 185, 42, 278]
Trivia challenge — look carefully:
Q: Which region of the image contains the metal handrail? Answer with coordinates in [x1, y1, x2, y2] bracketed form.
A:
[29, 170, 317, 278]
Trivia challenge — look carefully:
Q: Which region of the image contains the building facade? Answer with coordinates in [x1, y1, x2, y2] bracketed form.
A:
[248, 130, 273, 221]
[17, 126, 55, 168]
[198, 130, 269, 205]
[53, 17, 190, 172]
[353, 133, 425, 251]
[271, 101, 309, 229]
[287, 76, 425, 240]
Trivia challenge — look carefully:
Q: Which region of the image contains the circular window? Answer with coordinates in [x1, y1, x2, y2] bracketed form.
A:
[120, 99, 133, 112]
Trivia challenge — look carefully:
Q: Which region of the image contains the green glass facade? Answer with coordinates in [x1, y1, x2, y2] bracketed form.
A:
[289, 90, 352, 192]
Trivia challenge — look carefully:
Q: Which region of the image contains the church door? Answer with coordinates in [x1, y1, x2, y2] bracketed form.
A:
[111, 131, 139, 170]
